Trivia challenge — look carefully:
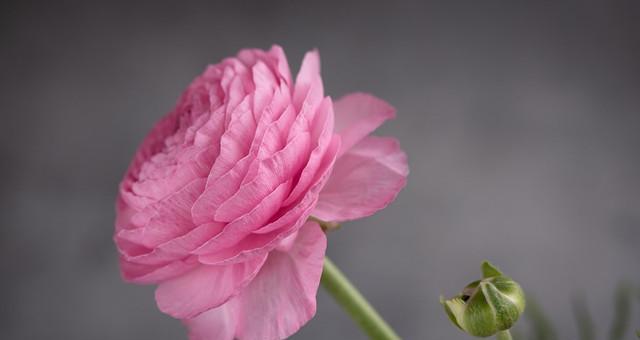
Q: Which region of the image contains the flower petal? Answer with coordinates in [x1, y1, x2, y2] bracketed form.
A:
[283, 97, 335, 206]
[293, 50, 323, 112]
[120, 256, 198, 284]
[191, 104, 295, 225]
[213, 131, 310, 222]
[183, 299, 239, 340]
[206, 96, 256, 182]
[183, 221, 327, 340]
[333, 92, 396, 157]
[195, 136, 339, 265]
[155, 254, 267, 319]
[313, 136, 408, 222]
[116, 179, 204, 249]
[268, 45, 292, 86]
[192, 180, 291, 255]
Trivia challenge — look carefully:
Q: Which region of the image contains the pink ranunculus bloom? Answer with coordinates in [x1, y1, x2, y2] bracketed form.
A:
[114, 45, 408, 340]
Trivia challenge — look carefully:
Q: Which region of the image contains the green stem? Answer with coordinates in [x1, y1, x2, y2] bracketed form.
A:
[496, 330, 513, 340]
[321, 256, 401, 340]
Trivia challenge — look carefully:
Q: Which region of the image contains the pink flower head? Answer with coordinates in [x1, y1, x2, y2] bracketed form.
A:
[114, 45, 408, 340]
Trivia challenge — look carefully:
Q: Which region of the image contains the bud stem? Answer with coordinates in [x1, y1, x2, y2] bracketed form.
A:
[496, 330, 513, 340]
[321, 256, 401, 340]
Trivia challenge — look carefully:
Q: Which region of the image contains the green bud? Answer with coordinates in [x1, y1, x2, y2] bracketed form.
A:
[440, 261, 526, 337]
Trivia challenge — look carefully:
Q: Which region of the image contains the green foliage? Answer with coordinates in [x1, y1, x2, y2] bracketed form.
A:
[608, 283, 632, 340]
[524, 283, 637, 340]
[572, 296, 595, 340]
[524, 298, 558, 340]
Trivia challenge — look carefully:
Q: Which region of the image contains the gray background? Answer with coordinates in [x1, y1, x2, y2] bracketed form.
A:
[2, 0, 639, 339]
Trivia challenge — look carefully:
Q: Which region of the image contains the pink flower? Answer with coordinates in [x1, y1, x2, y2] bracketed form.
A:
[114, 45, 408, 340]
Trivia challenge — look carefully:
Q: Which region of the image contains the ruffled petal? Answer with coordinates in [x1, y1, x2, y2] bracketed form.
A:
[192, 180, 291, 255]
[120, 256, 198, 284]
[333, 92, 395, 157]
[213, 131, 310, 222]
[155, 254, 267, 319]
[195, 136, 339, 265]
[284, 97, 335, 206]
[191, 104, 295, 225]
[206, 95, 256, 182]
[293, 50, 323, 112]
[268, 45, 292, 86]
[119, 222, 224, 268]
[313, 136, 408, 222]
[183, 221, 327, 340]
[116, 179, 204, 250]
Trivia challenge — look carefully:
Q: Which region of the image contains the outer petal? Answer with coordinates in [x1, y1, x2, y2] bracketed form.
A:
[183, 221, 327, 340]
[183, 299, 239, 340]
[313, 136, 408, 222]
[333, 92, 396, 157]
[155, 253, 267, 319]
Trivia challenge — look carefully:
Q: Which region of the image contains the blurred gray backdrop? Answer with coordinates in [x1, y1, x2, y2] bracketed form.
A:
[2, 1, 639, 339]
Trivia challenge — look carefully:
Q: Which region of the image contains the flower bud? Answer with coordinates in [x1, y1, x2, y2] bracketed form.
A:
[440, 261, 526, 337]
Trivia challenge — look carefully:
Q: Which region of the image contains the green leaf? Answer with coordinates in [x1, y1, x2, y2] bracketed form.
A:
[525, 298, 558, 340]
[608, 283, 632, 340]
[571, 295, 595, 340]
